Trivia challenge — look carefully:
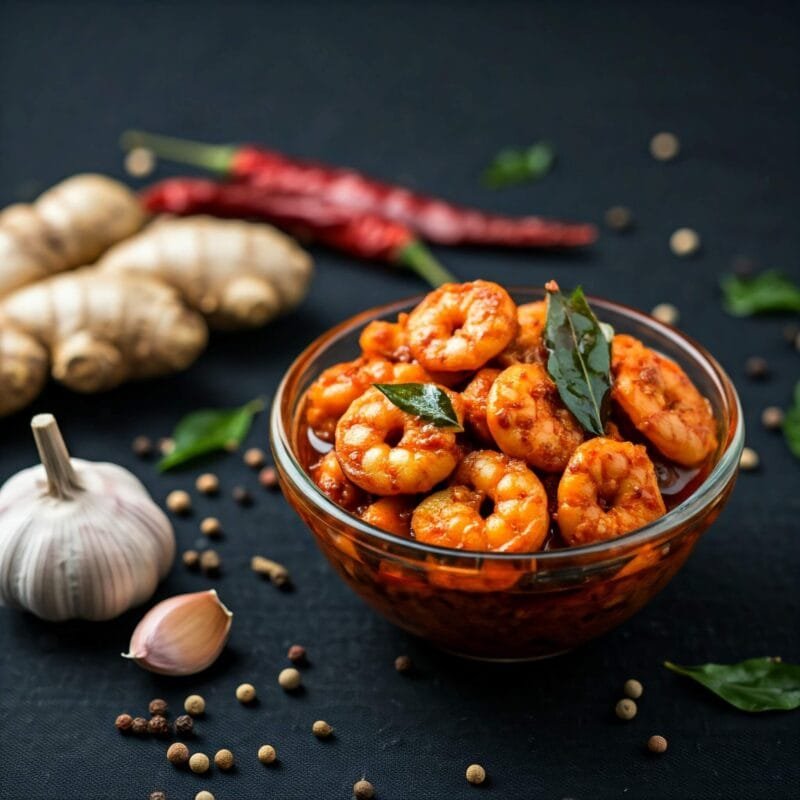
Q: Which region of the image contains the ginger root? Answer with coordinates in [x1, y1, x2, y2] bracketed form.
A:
[0, 324, 49, 416]
[98, 216, 313, 329]
[0, 174, 144, 300]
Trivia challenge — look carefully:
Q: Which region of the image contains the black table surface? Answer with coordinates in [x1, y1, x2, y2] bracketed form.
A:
[1, 2, 799, 798]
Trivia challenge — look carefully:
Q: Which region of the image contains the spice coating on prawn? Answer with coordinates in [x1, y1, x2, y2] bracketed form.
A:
[359, 313, 412, 362]
[497, 301, 548, 367]
[557, 438, 666, 546]
[360, 496, 416, 536]
[335, 386, 463, 495]
[611, 335, 717, 467]
[412, 450, 549, 552]
[406, 280, 517, 372]
[311, 450, 366, 512]
[461, 368, 501, 444]
[487, 363, 584, 472]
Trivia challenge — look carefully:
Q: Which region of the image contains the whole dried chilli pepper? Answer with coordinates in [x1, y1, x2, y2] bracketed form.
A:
[140, 178, 455, 287]
[122, 131, 597, 249]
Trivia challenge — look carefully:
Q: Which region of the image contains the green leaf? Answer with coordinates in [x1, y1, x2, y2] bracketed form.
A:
[784, 381, 800, 460]
[665, 658, 800, 712]
[720, 271, 800, 316]
[158, 398, 265, 471]
[544, 285, 612, 436]
[482, 141, 555, 188]
[373, 383, 463, 430]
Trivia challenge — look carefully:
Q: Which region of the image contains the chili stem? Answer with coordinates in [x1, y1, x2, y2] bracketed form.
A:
[120, 130, 236, 174]
[397, 241, 456, 288]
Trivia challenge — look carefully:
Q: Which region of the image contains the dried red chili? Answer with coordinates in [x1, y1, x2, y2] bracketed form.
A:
[123, 131, 597, 249]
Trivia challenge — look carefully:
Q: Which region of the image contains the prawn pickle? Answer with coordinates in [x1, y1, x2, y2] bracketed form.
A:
[300, 280, 719, 553]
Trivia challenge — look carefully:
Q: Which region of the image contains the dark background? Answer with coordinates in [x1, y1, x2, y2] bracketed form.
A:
[0, 1, 798, 798]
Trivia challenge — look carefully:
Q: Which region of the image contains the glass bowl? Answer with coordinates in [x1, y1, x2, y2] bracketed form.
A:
[270, 289, 743, 661]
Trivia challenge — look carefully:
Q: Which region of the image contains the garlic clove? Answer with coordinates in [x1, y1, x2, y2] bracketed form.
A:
[122, 589, 232, 676]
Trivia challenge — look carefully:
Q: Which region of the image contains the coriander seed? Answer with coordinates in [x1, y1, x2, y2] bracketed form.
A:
[195, 792, 215, 800]
[740, 447, 760, 471]
[149, 792, 166, 800]
[623, 678, 643, 699]
[353, 779, 375, 799]
[189, 752, 210, 774]
[158, 437, 175, 455]
[214, 748, 235, 770]
[131, 716, 148, 735]
[604, 205, 633, 232]
[132, 435, 153, 457]
[196, 473, 219, 495]
[200, 517, 222, 537]
[184, 694, 206, 716]
[244, 447, 266, 468]
[465, 764, 486, 785]
[200, 549, 221, 575]
[312, 719, 333, 738]
[278, 667, 302, 691]
[615, 698, 637, 720]
[650, 131, 680, 161]
[669, 228, 700, 257]
[394, 654, 412, 673]
[761, 406, 785, 431]
[745, 356, 769, 380]
[648, 734, 668, 754]
[166, 489, 191, 515]
[232, 486, 253, 506]
[259, 466, 278, 489]
[167, 742, 190, 766]
[124, 146, 156, 178]
[115, 713, 133, 732]
[650, 303, 679, 326]
[182, 549, 200, 569]
[149, 698, 168, 716]
[148, 715, 170, 737]
[175, 714, 194, 736]
[287, 644, 306, 663]
[258, 744, 277, 764]
[236, 683, 257, 703]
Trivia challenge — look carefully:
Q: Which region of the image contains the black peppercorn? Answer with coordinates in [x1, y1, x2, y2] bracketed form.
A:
[744, 356, 769, 380]
[233, 486, 253, 506]
[149, 792, 167, 800]
[149, 698, 168, 716]
[148, 715, 171, 737]
[132, 435, 153, 457]
[394, 654, 412, 673]
[131, 716, 148, 735]
[174, 714, 194, 735]
[115, 713, 133, 732]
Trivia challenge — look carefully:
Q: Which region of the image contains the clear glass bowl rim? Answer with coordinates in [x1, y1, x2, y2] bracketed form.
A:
[271, 287, 744, 564]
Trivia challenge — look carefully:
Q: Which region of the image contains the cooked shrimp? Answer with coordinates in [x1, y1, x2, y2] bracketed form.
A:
[557, 437, 666, 546]
[406, 280, 517, 372]
[411, 450, 549, 552]
[361, 496, 415, 536]
[497, 300, 547, 366]
[305, 357, 429, 441]
[335, 386, 463, 495]
[486, 363, 584, 472]
[310, 450, 365, 512]
[611, 334, 717, 466]
[359, 313, 412, 362]
[461, 368, 501, 444]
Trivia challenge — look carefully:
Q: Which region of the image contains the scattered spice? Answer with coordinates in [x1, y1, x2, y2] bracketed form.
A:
[251, 555, 290, 586]
[744, 356, 769, 380]
[236, 683, 257, 703]
[647, 735, 668, 754]
[214, 748, 235, 770]
[195, 792, 215, 800]
[167, 742, 190, 766]
[615, 698, 637, 720]
[149, 698, 168, 716]
[166, 489, 192, 514]
[200, 517, 222, 537]
[394, 655, 412, 673]
[149, 792, 167, 800]
[189, 752, 211, 774]
[175, 714, 194, 736]
[604, 205, 633, 232]
[184, 695, 206, 716]
[287, 644, 307, 664]
[761, 406, 785, 431]
[200, 549, 221, 575]
[257, 744, 277, 764]
[623, 679, 643, 699]
[132, 435, 153, 457]
[115, 713, 133, 732]
[124, 146, 156, 178]
[465, 764, 487, 786]
[244, 447, 266, 468]
[232, 485, 253, 506]
[731, 255, 756, 278]
[131, 716, 149, 735]
[312, 720, 333, 738]
[278, 667, 302, 691]
[649, 132, 680, 161]
[148, 715, 171, 737]
[739, 447, 760, 471]
[182, 549, 200, 569]
[196, 473, 219, 495]
[669, 228, 700, 257]
[158, 437, 175, 456]
[258, 466, 279, 489]
[650, 303, 679, 326]
[353, 779, 376, 799]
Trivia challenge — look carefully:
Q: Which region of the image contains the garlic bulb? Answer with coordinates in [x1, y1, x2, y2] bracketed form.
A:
[0, 413, 175, 621]
[123, 589, 233, 676]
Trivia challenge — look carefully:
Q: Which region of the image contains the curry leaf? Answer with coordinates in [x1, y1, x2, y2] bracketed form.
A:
[374, 383, 462, 430]
[158, 398, 265, 471]
[721, 271, 800, 316]
[544, 285, 612, 436]
[784, 381, 800, 460]
[665, 658, 800, 712]
[483, 141, 555, 188]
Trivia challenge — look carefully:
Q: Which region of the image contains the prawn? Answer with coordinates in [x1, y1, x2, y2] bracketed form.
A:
[497, 300, 547, 366]
[556, 437, 666, 546]
[359, 313, 412, 362]
[335, 385, 463, 495]
[461, 368, 501, 445]
[310, 450, 365, 511]
[360, 496, 415, 536]
[486, 363, 584, 472]
[611, 334, 717, 467]
[411, 450, 549, 552]
[406, 280, 517, 372]
[305, 357, 429, 441]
